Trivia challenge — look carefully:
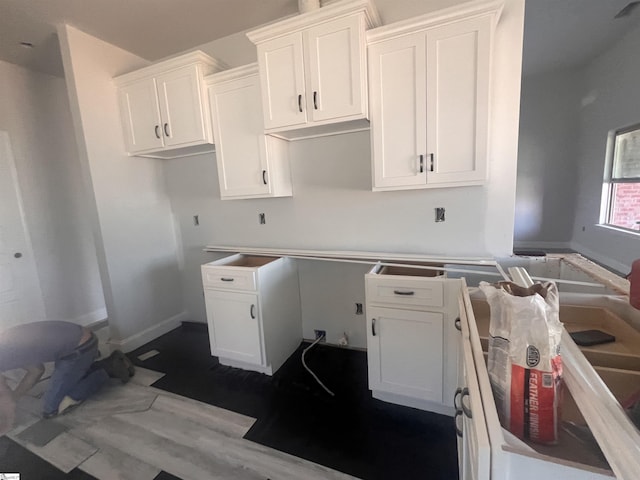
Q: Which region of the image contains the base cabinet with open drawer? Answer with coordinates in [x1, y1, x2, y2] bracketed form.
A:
[458, 280, 640, 480]
[365, 262, 461, 415]
[201, 254, 302, 375]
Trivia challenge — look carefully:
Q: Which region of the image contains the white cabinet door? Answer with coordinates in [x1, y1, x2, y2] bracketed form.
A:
[204, 289, 263, 366]
[258, 32, 307, 130]
[209, 75, 271, 198]
[118, 78, 164, 153]
[425, 15, 491, 186]
[156, 65, 207, 147]
[305, 15, 365, 122]
[369, 32, 427, 189]
[367, 306, 443, 403]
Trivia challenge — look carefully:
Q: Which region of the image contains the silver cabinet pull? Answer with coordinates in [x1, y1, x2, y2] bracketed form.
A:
[419, 154, 424, 173]
[454, 409, 463, 438]
[371, 318, 377, 336]
[454, 387, 463, 410]
[313, 91, 318, 110]
[393, 290, 415, 296]
[454, 317, 461, 332]
[298, 94, 303, 112]
[461, 387, 472, 418]
[262, 170, 268, 185]
[429, 153, 434, 172]
[220, 277, 234, 282]
[164, 123, 170, 137]
[250, 304, 256, 319]
[154, 125, 161, 139]
[14, 252, 22, 259]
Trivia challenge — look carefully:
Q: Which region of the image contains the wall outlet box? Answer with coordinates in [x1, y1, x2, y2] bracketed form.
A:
[314, 329, 326, 341]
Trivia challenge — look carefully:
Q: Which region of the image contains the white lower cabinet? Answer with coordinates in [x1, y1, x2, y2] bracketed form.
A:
[201, 254, 301, 375]
[458, 280, 640, 480]
[365, 263, 460, 415]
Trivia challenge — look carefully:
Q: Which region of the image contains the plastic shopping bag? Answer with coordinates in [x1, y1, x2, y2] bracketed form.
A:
[479, 281, 563, 444]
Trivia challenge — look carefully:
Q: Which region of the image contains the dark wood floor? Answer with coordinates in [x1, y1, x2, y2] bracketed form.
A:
[2, 322, 458, 480]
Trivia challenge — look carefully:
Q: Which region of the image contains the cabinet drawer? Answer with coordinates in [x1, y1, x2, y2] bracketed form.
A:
[202, 266, 257, 291]
[366, 275, 444, 308]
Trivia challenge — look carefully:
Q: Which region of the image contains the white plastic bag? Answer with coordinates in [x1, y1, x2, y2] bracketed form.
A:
[479, 281, 563, 444]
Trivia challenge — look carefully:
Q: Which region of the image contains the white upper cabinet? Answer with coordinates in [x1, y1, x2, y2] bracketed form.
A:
[206, 64, 292, 200]
[248, 0, 380, 139]
[115, 51, 227, 159]
[368, 4, 500, 190]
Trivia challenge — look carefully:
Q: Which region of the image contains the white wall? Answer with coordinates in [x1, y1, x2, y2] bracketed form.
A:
[515, 68, 581, 248]
[570, 22, 640, 274]
[0, 60, 105, 325]
[58, 25, 186, 349]
[517, 22, 639, 274]
[164, 0, 525, 347]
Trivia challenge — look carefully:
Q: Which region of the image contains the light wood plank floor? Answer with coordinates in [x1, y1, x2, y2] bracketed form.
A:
[6, 367, 359, 480]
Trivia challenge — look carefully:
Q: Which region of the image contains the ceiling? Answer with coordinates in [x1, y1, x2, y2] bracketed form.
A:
[522, 0, 640, 77]
[0, 0, 639, 78]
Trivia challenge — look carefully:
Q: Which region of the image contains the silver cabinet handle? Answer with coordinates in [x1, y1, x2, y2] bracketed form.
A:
[250, 304, 256, 319]
[454, 387, 463, 410]
[313, 91, 318, 110]
[371, 318, 376, 336]
[429, 153, 434, 172]
[164, 123, 170, 137]
[393, 290, 415, 296]
[454, 317, 461, 332]
[298, 94, 303, 113]
[154, 125, 161, 139]
[419, 154, 424, 173]
[220, 277, 234, 282]
[461, 387, 472, 418]
[14, 252, 22, 258]
[455, 409, 463, 438]
[262, 170, 268, 185]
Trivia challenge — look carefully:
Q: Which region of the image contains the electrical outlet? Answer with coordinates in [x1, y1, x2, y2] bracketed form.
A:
[314, 329, 326, 341]
[259, 213, 266, 224]
[435, 207, 445, 222]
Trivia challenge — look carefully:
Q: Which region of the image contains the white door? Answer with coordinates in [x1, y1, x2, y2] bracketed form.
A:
[209, 75, 271, 199]
[305, 15, 365, 122]
[118, 78, 164, 153]
[425, 15, 491, 186]
[257, 32, 307, 130]
[0, 132, 45, 330]
[157, 65, 207, 147]
[204, 289, 263, 366]
[369, 32, 427, 189]
[367, 306, 443, 402]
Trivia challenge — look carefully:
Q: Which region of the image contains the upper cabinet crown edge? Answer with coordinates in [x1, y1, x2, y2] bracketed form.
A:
[114, 51, 228, 87]
[366, 0, 503, 44]
[246, 0, 381, 44]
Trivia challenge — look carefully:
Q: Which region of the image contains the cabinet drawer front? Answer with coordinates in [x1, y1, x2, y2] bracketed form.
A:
[202, 267, 257, 291]
[366, 276, 444, 308]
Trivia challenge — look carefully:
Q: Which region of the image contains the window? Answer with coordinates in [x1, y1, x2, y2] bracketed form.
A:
[601, 123, 640, 232]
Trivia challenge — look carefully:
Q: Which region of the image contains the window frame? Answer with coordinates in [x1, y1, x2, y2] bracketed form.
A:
[600, 122, 640, 234]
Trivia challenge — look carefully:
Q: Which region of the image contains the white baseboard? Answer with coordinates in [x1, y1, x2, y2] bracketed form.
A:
[108, 311, 187, 353]
[512, 240, 572, 250]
